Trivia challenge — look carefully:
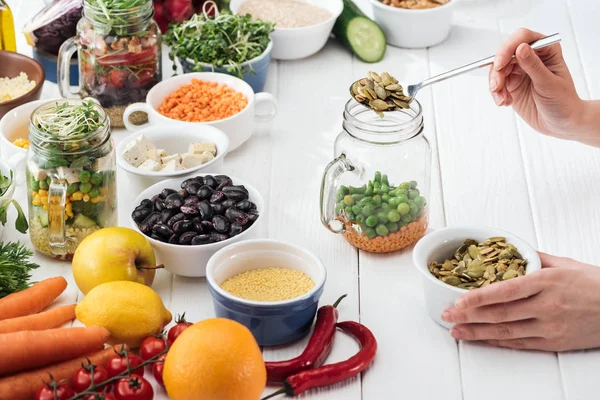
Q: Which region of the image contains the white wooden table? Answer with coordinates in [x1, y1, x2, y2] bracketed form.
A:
[7, 0, 600, 398]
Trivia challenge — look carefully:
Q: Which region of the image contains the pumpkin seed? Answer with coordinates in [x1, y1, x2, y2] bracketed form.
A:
[369, 99, 389, 111]
[352, 72, 413, 117]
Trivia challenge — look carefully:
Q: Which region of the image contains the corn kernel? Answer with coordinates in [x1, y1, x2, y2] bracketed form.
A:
[31, 191, 38, 197]
[83, 194, 90, 202]
[38, 189, 48, 197]
[65, 203, 72, 213]
[72, 192, 83, 201]
[91, 195, 105, 204]
[43, 204, 48, 210]
[99, 187, 106, 195]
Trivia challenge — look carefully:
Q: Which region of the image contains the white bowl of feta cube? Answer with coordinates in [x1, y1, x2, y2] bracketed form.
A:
[116, 125, 229, 178]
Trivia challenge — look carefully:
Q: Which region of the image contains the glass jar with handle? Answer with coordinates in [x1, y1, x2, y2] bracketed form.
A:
[26, 99, 117, 260]
[57, 0, 161, 127]
[320, 99, 431, 253]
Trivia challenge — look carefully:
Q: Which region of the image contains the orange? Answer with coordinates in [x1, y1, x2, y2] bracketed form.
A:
[163, 318, 266, 400]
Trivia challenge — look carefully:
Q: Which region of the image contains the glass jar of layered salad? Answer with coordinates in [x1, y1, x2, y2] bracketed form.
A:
[58, 0, 162, 127]
[27, 100, 117, 260]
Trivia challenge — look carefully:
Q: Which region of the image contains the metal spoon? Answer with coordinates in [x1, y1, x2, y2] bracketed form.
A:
[349, 33, 561, 109]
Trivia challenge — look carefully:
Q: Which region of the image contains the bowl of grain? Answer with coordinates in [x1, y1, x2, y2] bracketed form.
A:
[0, 51, 45, 118]
[230, 0, 344, 60]
[206, 239, 327, 346]
[370, 0, 460, 48]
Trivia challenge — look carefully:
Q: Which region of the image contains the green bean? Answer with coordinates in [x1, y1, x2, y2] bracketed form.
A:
[335, 204, 343, 215]
[338, 186, 349, 196]
[382, 174, 389, 186]
[381, 183, 389, 194]
[358, 197, 371, 207]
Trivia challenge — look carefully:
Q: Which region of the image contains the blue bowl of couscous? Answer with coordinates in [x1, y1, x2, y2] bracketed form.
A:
[206, 239, 327, 346]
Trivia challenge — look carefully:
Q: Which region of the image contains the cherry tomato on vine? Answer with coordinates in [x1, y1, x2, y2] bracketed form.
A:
[140, 335, 168, 361]
[152, 354, 167, 388]
[114, 375, 154, 400]
[106, 352, 145, 378]
[167, 313, 193, 344]
[35, 380, 75, 400]
[72, 363, 112, 393]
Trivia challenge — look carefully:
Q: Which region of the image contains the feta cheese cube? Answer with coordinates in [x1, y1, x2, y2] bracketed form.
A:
[181, 153, 206, 169]
[122, 134, 155, 167]
[198, 151, 215, 163]
[156, 149, 167, 158]
[138, 159, 161, 171]
[146, 148, 161, 162]
[56, 167, 80, 185]
[93, 154, 112, 171]
[161, 159, 183, 172]
[28, 160, 47, 181]
[161, 154, 181, 165]
[188, 142, 217, 156]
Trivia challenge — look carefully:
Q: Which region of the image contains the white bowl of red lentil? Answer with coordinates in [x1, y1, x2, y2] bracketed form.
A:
[230, 0, 343, 60]
[206, 239, 327, 346]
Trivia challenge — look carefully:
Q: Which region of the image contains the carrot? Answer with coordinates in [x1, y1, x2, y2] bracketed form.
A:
[0, 277, 68, 320]
[0, 305, 76, 334]
[0, 344, 128, 400]
[157, 79, 248, 122]
[0, 326, 110, 376]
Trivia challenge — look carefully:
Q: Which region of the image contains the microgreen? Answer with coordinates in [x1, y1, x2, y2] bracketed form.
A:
[33, 101, 104, 139]
[164, 2, 274, 78]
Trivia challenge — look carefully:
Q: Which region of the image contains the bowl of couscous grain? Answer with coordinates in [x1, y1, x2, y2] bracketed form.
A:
[0, 51, 44, 118]
[206, 239, 327, 346]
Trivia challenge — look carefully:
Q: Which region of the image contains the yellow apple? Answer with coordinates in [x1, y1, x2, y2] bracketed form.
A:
[72, 227, 158, 294]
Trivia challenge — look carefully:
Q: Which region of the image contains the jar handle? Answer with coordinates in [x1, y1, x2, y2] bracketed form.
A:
[47, 179, 67, 256]
[57, 37, 80, 98]
[320, 154, 355, 234]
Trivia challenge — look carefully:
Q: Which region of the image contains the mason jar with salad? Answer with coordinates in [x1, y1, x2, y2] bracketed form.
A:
[26, 100, 117, 260]
[58, 0, 162, 127]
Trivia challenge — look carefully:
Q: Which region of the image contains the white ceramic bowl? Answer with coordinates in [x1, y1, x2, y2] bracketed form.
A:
[123, 72, 278, 151]
[370, 0, 459, 48]
[0, 158, 16, 240]
[206, 239, 327, 345]
[116, 125, 229, 179]
[413, 226, 542, 329]
[130, 175, 265, 277]
[230, 0, 343, 60]
[0, 99, 60, 183]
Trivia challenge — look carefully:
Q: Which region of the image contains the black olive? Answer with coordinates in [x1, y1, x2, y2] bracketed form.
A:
[159, 209, 174, 224]
[173, 219, 195, 234]
[216, 178, 233, 191]
[198, 201, 214, 220]
[225, 207, 250, 225]
[153, 224, 173, 238]
[211, 203, 225, 215]
[181, 178, 198, 189]
[139, 212, 161, 234]
[165, 193, 184, 209]
[184, 196, 200, 206]
[203, 175, 218, 189]
[193, 219, 205, 233]
[221, 199, 236, 209]
[235, 200, 253, 212]
[180, 205, 199, 215]
[134, 204, 150, 212]
[154, 198, 166, 211]
[192, 176, 205, 185]
[222, 185, 248, 194]
[132, 208, 151, 223]
[247, 211, 259, 223]
[140, 199, 153, 208]
[224, 189, 249, 202]
[200, 220, 214, 232]
[214, 175, 231, 185]
[179, 231, 196, 245]
[212, 215, 231, 233]
[179, 189, 189, 199]
[228, 222, 243, 236]
[210, 232, 229, 243]
[151, 233, 163, 241]
[191, 234, 211, 245]
[210, 191, 226, 204]
[151, 194, 160, 203]
[197, 185, 214, 200]
[184, 181, 202, 196]
[167, 212, 186, 227]
[168, 233, 180, 244]
[160, 188, 177, 199]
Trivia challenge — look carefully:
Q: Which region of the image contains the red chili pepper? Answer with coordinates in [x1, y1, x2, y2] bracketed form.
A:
[262, 320, 377, 399]
[265, 294, 347, 384]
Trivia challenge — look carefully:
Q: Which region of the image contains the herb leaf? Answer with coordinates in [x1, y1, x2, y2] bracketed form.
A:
[0, 242, 40, 298]
[0, 172, 28, 233]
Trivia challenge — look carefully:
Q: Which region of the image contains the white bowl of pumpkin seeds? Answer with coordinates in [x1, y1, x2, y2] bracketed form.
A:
[413, 226, 541, 329]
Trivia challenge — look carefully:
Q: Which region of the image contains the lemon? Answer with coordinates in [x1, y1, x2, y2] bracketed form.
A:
[76, 281, 172, 348]
[164, 318, 266, 400]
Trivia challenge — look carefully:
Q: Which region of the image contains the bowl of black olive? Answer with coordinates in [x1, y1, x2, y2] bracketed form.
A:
[130, 174, 264, 277]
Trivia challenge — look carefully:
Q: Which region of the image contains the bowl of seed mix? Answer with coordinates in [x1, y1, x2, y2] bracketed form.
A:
[230, 0, 343, 60]
[413, 226, 541, 329]
[206, 239, 327, 346]
[370, 0, 459, 48]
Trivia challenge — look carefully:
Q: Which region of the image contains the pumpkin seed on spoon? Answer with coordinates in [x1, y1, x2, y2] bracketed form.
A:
[350, 72, 412, 117]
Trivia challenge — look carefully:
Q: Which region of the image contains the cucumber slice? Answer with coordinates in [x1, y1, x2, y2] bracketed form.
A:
[333, 0, 387, 63]
[73, 214, 97, 229]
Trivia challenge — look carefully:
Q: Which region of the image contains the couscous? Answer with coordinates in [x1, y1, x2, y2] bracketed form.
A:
[220, 267, 314, 302]
[0, 72, 36, 103]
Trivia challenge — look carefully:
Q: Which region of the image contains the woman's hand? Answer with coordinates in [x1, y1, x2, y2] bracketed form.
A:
[490, 28, 600, 147]
[441, 253, 600, 351]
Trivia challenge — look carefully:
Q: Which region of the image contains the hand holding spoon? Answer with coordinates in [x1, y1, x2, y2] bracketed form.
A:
[349, 33, 561, 113]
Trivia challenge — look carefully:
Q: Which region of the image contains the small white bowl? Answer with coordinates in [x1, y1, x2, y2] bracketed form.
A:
[0, 158, 15, 240]
[130, 175, 265, 277]
[116, 125, 229, 179]
[230, 0, 343, 60]
[413, 226, 542, 329]
[370, 0, 459, 48]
